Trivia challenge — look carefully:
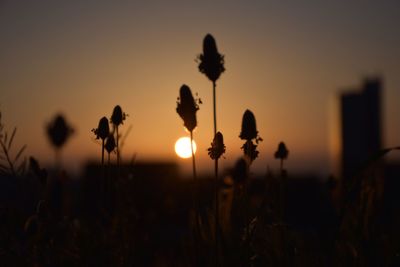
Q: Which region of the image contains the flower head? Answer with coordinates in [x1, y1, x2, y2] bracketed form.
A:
[92, 116, 110, 141]
[176, 84, 199, 132]
[239, 109, 259, 141]
[241, 140, 259, 163]
[105, 134, 116, 154]
[111, 105, 126, 126]
[197, 34, 225, 83]
[274, 142, 289, 160]
[46, 114, 74, 149]
[208, 131, 226, 160]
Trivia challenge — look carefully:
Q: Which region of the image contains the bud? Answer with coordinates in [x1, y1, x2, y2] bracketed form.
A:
[111, 105, 126, 126]
[176, 84, 199, 132]
[93, 117, 109, 141]
[239, 110, 258, 141]
[197, 34, 225, 83]
[274, 142, 289, 160]
[208, 131, 226, 160]
[46, 114, 74, 149]
[105, 134, 116, 154]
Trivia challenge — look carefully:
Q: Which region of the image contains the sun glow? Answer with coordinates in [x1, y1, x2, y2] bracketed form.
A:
[175, 137, 197, 158]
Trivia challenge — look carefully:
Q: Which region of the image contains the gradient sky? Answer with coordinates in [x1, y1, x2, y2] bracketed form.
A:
[1, 1, 399, 176]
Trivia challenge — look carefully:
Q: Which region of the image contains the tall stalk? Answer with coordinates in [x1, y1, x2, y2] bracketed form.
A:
[102, 139, 105, 166]
[116, 125, 119, 167]
[176, 84, 200, 266]
[212, 81, 220, 267]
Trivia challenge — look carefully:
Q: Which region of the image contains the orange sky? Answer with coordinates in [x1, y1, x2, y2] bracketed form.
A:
[1, 1, 399, 176]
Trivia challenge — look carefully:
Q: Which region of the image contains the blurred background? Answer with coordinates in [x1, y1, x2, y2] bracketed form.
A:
[1, 0, 399, 177]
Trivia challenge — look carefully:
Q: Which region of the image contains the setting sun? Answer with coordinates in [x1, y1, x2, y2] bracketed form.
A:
[175, 137, 197, 158]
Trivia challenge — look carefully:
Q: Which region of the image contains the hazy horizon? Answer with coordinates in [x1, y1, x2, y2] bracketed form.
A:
[1, 1, 400, 177]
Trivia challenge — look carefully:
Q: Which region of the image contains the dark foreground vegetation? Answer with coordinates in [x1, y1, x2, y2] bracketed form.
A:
[1, 159, 400, 267]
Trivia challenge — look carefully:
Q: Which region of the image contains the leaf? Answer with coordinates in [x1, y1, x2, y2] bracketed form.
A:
[8, 127, 16, 151]
[14, 145, 26, 162]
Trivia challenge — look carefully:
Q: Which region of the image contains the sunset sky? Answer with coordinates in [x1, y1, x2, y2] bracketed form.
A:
[1, 1, 399, 176]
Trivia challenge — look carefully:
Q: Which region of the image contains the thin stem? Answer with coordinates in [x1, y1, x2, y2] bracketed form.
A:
[213, 80, 219, 267]
[215, 158, 219, 267]
[213, 81, 217, 136]
[190, 130, 200, 266]
[55, 149, 61, 171]
[190, 131, 197, 181]
[116, 126, 119, 167]
[101, 139, 105, 166]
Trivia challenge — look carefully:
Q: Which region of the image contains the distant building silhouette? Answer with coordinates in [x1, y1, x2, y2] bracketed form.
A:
[340, 77, 382, 179]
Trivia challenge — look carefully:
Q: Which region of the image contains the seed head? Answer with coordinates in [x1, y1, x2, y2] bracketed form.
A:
[92, 117, 110, 141]
[111, 105, 126, 126]
[105, 134, 116, 154]
[239, 109, 260, 141]
[241, 140, 259, 163]
[197, 34, 225, 83]
[176, 84, 199, 132]
[208, 131, 226, 160]
[46, 114, 74, 149]
[274, 142, 289, 160]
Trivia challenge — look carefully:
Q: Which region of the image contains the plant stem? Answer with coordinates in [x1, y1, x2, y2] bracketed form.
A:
[101, 139, 105, 166]
[190, 130, 200, 266]
[215, 158, 219, 267]
[213, 81, 217, 135]
[213, 80, 220, 267]
[116, 125, 119, 167]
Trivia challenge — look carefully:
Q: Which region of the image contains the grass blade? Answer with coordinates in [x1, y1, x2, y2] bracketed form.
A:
[8, 127, 16, 151]
[4, 132, 7, 145]
[14, 145, 26, 162]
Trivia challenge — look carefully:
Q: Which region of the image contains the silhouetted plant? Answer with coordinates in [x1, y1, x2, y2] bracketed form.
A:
[176, 84, 201, 264]
[176, 85, 199, 132]
[274, 142, 289, 175]
[208, 131, 226, 265]
[176, 84, 200, 180]
[105, 134, 116, 165]
[208, 132, 226, 160]
[92, 116, 110, 166]
[0, 111, 27, 177]
[197, 33, 225, 86]
[46, 114, 74, 168]
[239, 110, 262, 163]
[197, 34, 225, 267]
[111, 105, 126, 167]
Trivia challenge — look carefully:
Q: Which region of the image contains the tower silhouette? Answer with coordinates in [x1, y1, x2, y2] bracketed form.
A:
[340, 77, 382, 179]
